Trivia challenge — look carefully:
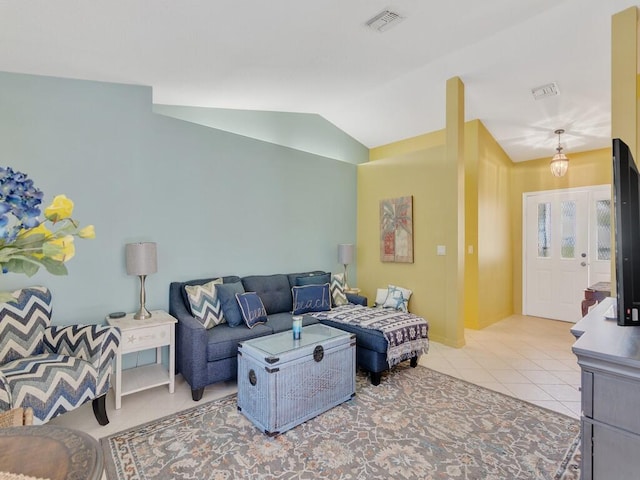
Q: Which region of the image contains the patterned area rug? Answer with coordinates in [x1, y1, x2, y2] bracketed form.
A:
[101, 365, 580, 479]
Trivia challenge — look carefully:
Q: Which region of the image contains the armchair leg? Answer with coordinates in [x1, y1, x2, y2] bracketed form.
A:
[192, 387, 204, 401]
[92, 395, 109, 426]
[410, 356, 419, 368]
[370, 372, 381, 386]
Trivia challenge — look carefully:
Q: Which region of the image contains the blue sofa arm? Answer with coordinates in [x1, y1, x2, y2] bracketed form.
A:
[347, 293, 368, 306]
[169, 282, 209, 392]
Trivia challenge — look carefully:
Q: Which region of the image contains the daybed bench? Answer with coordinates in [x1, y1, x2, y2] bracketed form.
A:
[169, 270, 429, 400]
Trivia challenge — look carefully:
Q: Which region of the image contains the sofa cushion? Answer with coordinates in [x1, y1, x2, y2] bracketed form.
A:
[267, 312, 320, 334]
[292, 284, 331, 315]
[318, 319, 388, 354]
[287, 271, 328, 289]
[375, 288, 390, 307]
[184, 279, 224, 329]
[216, 282, 245, 327]
[236, 292, 268, 329]
[180, 276, 241, 313]
[383, 284, 412, 312]
[205, 323, 272, 362]
[330, 273, 349, 307]
[242, 274, 292, 315]
[295, 272, 331, 286]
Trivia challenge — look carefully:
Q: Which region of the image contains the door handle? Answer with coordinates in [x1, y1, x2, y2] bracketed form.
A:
[581, 261, 587, 267]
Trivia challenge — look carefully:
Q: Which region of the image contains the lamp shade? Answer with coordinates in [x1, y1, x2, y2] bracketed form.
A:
[550, 153, 569, 177]
[125, 242, 157, 276]
[338, 244, 355, 265]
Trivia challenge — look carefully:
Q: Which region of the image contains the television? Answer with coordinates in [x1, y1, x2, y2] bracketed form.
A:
[613, 138, 640, 325]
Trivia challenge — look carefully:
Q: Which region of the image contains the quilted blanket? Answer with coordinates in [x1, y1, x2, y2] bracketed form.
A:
[311, 304, 429, 367]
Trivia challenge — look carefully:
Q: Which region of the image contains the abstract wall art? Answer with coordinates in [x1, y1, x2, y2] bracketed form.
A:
[380, 195, 413, 263]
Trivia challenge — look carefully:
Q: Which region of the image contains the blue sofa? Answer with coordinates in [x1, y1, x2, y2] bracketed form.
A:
[169, 271, 404, 401]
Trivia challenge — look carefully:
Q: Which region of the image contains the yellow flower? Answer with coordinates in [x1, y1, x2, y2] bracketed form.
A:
[78, 225, 95, 239]
[17, 223, 53, 239]
[44, 195, 74, 222]
[45, 235, 75, 262]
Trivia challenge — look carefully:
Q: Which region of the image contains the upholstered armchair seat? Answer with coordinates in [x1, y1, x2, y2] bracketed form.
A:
[0, 287, 120, 425]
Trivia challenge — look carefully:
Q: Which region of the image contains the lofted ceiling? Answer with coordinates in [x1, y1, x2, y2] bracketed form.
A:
[0, 0, 637, 162]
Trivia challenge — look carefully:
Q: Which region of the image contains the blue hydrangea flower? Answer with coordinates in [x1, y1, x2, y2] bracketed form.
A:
[0, 167, 43, 243]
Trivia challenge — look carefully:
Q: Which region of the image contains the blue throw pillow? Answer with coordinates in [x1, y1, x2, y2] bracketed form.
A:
[236, 292, 268, 329]
[292, 283, 331, 315]
[295, 272, 331, 286]
[216, 282, 245, 327]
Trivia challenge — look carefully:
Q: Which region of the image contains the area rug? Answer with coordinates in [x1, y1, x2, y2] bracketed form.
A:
[101, 365, 580, 480]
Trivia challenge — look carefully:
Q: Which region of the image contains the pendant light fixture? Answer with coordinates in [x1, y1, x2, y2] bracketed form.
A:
[550, 128, 569, 177]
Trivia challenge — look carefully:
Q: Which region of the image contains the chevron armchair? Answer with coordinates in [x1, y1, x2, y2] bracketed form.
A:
[0, 286, 121, 425]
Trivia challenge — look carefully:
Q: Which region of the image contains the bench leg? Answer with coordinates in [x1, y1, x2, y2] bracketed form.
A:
[192, 387, 204, 401]
[371, 372, 381, 386]
[410, 356, 419, 368]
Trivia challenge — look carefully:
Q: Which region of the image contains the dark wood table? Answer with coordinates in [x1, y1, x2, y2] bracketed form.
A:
[0, 425, 103, 480]
[581, 281, 611, 317]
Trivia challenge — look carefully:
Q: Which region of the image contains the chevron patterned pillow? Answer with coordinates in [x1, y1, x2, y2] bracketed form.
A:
[0, 286, 52, 365]
[330, 273, 349, 307]
[185, 279, 225, 329]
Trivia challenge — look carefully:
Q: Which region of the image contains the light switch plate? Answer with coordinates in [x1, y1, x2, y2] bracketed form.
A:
[437, 245, 446, 256]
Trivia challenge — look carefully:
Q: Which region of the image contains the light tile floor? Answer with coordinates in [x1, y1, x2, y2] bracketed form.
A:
[419, 314, 581, 418]
[50, 313, 581, 442]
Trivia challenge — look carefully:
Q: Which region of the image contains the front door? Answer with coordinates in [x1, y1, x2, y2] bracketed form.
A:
[523, 185, 611, 323]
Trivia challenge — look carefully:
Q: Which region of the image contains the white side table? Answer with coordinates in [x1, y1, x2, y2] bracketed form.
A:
[106, 310, 177, 409]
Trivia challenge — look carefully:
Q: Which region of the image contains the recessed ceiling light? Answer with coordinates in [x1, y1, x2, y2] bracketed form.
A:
[366, 10, 404, 32]
[531, 82, 560, 100]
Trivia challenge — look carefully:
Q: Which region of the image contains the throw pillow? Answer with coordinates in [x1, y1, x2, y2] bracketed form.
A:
[216, 282, 246, 327]
[292, 283, 331, 315]
[295, 272, 331, 286]
[330, 273, 349, 307]
[383, 284, 413, 312]
[184, 279, 224, 329]
[236, 292, 268, 329]
[375, 287, 390, 307]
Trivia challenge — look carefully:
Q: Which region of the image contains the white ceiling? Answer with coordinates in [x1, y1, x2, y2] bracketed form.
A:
[0, 0, 637, 162]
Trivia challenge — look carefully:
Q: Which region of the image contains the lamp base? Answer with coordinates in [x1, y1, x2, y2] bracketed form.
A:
[134, 307, 152, 320]
[134, 275, 152, 320]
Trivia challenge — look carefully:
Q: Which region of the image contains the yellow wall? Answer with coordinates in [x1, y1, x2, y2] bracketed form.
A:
[362, 119, 514, 344]
[360, 6, 634, 332]
[445, 77, 466, 346]
[369, 129, 446, 162]
[612, 7, 638, 156]
[358, 145, 458, 345]
[510, 148, 612, 314]
[464, 123, 480, 329]
[462, 121, 514, 329]
[475, 122, 514, 327]
[610, 6, 639, 295]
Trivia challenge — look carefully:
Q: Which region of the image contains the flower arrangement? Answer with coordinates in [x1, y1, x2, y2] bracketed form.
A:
[0, 166, 95, 279]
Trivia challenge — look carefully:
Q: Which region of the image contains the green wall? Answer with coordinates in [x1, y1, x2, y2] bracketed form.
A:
[0, 71, 361, 325]
[154, 105, 369, 165]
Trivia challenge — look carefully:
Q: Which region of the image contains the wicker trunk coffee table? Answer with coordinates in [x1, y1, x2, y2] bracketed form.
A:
[237, 323, 356, 436]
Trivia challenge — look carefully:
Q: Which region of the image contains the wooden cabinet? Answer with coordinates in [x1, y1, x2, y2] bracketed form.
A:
[572, 297, 640, 479]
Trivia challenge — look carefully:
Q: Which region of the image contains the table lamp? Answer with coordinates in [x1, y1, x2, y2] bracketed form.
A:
[338, 243, 355, 288]
[125, 242, 157, 320]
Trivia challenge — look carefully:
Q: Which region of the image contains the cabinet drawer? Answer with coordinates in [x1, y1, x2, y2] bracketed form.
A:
[592, 371, 640, 432]
[583, 417, 640, 480]
[120, 324, 171, 353]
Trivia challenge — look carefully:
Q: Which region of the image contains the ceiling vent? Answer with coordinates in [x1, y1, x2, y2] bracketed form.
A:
[366, 10, 404, 32]
[531, 82, 560, 100]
